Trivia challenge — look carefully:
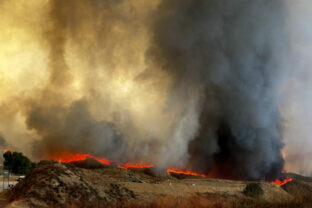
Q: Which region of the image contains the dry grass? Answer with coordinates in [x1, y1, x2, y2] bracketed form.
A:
[113, 196, 227, 208]
[112, 177, 312, 208]
[111, 189, 312, 208]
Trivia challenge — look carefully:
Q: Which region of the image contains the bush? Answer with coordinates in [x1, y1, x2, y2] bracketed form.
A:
[3, 151, 36, 174]
[243, 183, 264, 197]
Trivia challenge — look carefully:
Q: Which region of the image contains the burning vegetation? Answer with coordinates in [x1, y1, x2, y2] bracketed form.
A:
[50, 152, 293, 186]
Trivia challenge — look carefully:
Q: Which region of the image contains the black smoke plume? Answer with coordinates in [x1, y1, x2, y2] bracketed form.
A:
[148, 0, 289, 180]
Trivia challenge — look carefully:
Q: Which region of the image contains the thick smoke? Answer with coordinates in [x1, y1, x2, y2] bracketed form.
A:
[148, 0, 289, 180]
[21, 0, 172, 163]
[22, 0, 149, 160]
[1, 0, 311, 180]
[281, 0, 312, 176]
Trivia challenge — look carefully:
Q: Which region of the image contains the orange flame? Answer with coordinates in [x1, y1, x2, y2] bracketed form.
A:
[51, 153, 154, 170]
[166, 168, 208, 178]
[51, 153, 110, 165]
[50, 152, 293, 185]
[4, 149, 9, 153]
[272, 170, 293, 186]
[272, 178, 293, 186]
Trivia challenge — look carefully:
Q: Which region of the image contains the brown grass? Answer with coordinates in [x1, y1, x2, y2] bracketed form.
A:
[115, 179, 312, 208]
[111, 189, 312, 208]
[112, 196, 227, 208]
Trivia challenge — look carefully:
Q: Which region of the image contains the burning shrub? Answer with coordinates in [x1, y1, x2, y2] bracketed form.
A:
[243, 183, 264, 197]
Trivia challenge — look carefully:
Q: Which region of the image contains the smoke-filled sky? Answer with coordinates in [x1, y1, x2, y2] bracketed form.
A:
[0, 0, 311, 179]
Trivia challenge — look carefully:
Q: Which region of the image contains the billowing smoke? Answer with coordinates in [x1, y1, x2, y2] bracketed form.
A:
[148, 0, 289, 180]
[281, 0, 312, 176]
[0, 0, 310, 180]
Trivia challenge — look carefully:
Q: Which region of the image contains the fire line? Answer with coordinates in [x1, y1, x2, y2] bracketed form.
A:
[50, 152, 292, 186]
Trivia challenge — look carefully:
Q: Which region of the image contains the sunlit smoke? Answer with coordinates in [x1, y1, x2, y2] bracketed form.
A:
[0, 0, 311, 179]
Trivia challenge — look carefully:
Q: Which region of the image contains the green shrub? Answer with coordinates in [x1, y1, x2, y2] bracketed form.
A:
[243, 183, 264, 197]
[3, 151, 36, 174]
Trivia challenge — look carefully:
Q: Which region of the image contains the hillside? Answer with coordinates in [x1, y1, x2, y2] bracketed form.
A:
[1, 161, 311, 208]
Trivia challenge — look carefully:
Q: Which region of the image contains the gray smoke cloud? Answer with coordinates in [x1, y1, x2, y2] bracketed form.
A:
[1, 0, 309, 180]
[147, 0, 289, 180]
[22, 0, 134, 160]
[281, 0, 312, 177]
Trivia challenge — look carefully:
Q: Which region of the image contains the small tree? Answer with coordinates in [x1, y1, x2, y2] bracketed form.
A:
[3, 151, 35, 174]
[243, 183, 264, 197]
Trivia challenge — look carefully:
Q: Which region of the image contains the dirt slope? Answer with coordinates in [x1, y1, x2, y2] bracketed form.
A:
[5, 161, 294, 208]
[6, 161, 134, 208]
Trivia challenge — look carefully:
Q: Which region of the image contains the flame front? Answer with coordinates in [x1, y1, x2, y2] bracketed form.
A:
[51, 153, 110, 165]
[166, 168, 208, 178]
[51, 153, 206, 175]
[51, 153, 154, 170]
[272, 170, 293, 186]
[272, 176, 293, 186]
[50, 152, 293, 186]
[272, 178, 293, 186]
